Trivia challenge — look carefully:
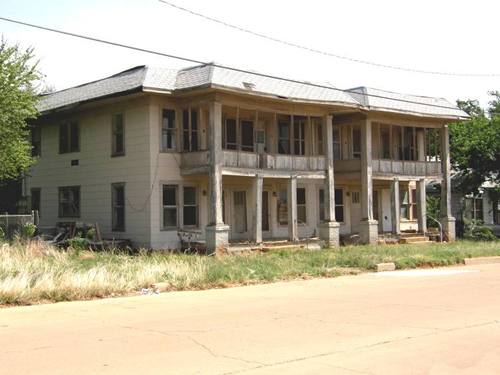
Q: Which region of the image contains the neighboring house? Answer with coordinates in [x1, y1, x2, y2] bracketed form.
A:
[27, 63, 468, 251]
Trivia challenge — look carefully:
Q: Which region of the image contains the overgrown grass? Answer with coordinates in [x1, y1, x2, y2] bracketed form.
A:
[0, 240, 499, 306]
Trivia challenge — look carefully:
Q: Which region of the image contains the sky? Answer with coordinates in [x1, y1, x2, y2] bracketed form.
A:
[1, 0, 499, 108]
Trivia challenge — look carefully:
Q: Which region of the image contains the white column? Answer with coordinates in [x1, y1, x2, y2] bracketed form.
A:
[417, 129, 425, 162]
[319, 115, 340, 247]
[252, 175, 263, 244]
[288, 176, 298, 242]
[391, 178, 401, 235]
[440, 124, 455, 241]
[206, 102, 229, 253]
[417, 178, 427, 234]
[359, 119, 378, 244]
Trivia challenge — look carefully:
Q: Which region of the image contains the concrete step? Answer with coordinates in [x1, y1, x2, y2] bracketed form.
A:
[399, 236, 430, 244]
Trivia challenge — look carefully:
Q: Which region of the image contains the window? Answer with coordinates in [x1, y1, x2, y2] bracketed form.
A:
[183, 186, 198, 226]
[380, 126, 390, 159]
[277, 188, 288, 225]
[293, 116, 306, 155]
[162, 185, 178, 228]
[351, 191, 360, 204]
[466, 197, 483, 221]
[333, 125, 341, 159]
[277, 115, 291, 154]
[319, 189, 325, 222]
[224, 118, 237, 150]
[31, 126, 41, 157]
[31, 188, 41, 216]
[400, 187, 416, 220]
[112, 114, 125, 156]
[161, 109, 176, 151]
[182, 109, 198, 151]
[241, 120, 254, 152]
[58, 186, 80, 218]
[335, 188, 344, 222]
[319, 188, 344, 222]
[59, 122, 79, 153]
[111, 183, 125, 231]
[312, 117, 323, 155]
[352, 126, 361, 159]
[297, 188, 306, 224]
[393, 126, 402, 160]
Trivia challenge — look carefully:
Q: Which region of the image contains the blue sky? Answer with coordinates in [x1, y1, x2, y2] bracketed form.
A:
[1, 0, 499, 107]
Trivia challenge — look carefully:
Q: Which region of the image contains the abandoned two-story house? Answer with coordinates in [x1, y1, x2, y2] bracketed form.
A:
[28, 63, 468, 251]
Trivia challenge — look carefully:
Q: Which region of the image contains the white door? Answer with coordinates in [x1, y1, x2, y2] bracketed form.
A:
[351, 191, 361, 233]
[232, 191, 248, 239]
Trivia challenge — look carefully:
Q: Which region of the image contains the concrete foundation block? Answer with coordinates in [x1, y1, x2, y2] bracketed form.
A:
[359, 220, 379, 245]
[440, 216, 456, 242]
[205, 224, 230, 254]
[319, 221, 340, 248]
[376, 262, 396, 272]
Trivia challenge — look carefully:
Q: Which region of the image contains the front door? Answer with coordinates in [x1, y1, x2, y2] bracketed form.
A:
[351, 190, 361, 233]
[262, 191, 270, 235]
[233, 191, 248, 237]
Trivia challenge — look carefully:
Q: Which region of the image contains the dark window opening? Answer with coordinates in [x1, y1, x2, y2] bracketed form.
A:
[162, 185, 178, 228]
[112, 183, 125, 231]
[59, 122, 79, 153]
[112, 114, 125, 156]
[183, 186, 198, 226]
[161, 109, 176, 151]
[241, 120, 254, 152]
[278, 116, 291, 154]
[58, 186, 80, 218]
[31, 126, 41, 157]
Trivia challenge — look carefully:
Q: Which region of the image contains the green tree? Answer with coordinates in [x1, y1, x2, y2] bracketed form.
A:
[0, 39, 41, 180]
[451, 93, 500, 194]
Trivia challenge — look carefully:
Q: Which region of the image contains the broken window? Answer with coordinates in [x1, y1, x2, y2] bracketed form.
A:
[162, 185, 178, 228]
[59, 122, 79, 154]
[161, 109, 176, 151]
[183, 186, 198, 227]
[58, 186, 80, 218]
[112, 183, 125, 232]
[31, 126, 41, 157]
[182, 109, 198, 152]
[112, 114, 125, 156]
[297, 187, 306, 224]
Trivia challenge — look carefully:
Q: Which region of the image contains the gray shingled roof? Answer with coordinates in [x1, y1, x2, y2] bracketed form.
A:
[347, 87, 467, 118]
[37, 63, 468, 119]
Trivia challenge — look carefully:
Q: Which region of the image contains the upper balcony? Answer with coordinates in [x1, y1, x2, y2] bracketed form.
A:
[181, 150, 326, 174]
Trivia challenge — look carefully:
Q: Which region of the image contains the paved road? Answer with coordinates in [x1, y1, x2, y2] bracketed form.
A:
[2, 264, 500, 374]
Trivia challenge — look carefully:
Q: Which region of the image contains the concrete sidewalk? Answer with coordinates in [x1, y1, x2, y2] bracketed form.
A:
[2, 264, 500, 374]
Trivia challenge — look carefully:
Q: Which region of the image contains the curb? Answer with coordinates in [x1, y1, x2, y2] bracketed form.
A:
[464, 256, 500, 266]
[376, 262, 396, 272]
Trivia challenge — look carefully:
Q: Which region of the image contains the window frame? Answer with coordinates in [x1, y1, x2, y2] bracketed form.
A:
[277, 188, 288, 225]
[277, 115, 291, 155]
[182, 108, 199, 152]
[111, 183, 125, 232]
[351, 125, 361, 159]
[58, 186, 81, 218]
[182, 186, 199, 228]
[162, 184, 178, 230]
[297, 187, 307, 225]
[332, 124, 342, 160]
[293, 116, 306, 156]
[59, 121, 80, 154]
[161, 109, 177, 152]
[111, 113, 125, 157]
[335, 188, 344, 223]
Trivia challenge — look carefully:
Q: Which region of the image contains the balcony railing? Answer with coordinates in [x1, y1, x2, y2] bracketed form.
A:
[181, 150, 326, 171]
[373, 159, 441, 176]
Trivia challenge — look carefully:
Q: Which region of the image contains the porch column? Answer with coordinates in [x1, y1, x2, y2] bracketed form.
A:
[359, 119, 378, 244]
[288, 176, 298, 242]
[252, 175, 263, 244]
[417, 129, 425, 162]
[319, 114, 340, 247]
[417, 178, 427, 234]
[206, 101, 229, 253]
[391, 178, 401, 235]
[440, 124, 455, 241]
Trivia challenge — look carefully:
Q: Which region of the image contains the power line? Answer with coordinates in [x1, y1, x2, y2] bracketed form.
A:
[0, 15, 465, 112]
[158, 0, 500, 78]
